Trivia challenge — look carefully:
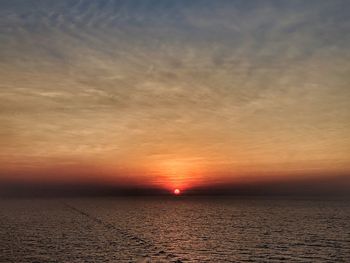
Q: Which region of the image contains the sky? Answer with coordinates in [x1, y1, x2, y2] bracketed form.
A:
[0, 0, 349, 195]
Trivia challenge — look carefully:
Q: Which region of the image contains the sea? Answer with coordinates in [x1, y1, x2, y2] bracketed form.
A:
[1, 197, 349, 262]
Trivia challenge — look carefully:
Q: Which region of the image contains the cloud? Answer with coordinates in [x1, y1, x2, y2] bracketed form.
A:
[0, 0, 349, 187]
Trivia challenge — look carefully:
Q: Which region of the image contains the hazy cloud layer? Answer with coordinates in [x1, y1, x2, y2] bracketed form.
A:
[0, 0, 349, 189]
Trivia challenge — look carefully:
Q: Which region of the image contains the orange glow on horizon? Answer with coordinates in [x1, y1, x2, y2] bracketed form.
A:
[149, 158, 205, 191]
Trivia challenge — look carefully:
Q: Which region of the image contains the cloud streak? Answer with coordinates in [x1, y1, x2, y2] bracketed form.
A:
[0, 0, 349, 191]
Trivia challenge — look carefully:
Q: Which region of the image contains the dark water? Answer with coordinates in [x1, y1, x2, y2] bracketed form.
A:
[1, 197, 349, 262]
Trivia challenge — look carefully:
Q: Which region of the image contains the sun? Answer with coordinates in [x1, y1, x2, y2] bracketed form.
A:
[174, 188, 181, 195]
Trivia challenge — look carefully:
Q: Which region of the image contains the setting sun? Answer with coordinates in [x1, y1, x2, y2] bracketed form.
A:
[174, 189, 181, 195]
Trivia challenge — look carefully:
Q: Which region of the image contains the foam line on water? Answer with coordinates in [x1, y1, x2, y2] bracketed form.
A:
[61, 202, 184, 263]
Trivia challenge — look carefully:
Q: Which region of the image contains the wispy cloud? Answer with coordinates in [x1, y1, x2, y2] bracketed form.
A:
[0, 0, 349, 187]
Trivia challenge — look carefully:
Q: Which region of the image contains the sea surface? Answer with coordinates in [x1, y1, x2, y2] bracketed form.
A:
[0, 197, 349, 262]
